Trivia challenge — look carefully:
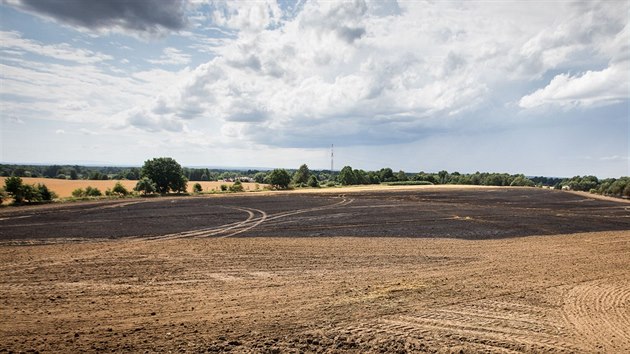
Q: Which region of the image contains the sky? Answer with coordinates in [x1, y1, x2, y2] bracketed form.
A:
[0, 0, 628, 178]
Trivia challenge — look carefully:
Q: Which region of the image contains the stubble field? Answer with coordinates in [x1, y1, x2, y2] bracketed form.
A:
[1, 186, 629, 353]
[0, 177, 261, 198]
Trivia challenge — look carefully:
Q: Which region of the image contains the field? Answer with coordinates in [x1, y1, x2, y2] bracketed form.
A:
[1, 186, 629, 353]
[0, 177, 261, 198]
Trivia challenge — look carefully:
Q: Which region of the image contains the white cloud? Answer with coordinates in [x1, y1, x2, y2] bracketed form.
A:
[1, 0, 628, 176]
[147, 47, 191, 66]
[519, 61, 629, 109]
[0, 31, 113, 64]
[126, 1, 539, 144]
[210, 0, 283, 32]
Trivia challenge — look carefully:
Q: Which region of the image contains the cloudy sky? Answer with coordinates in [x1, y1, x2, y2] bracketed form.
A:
[0, 0, 628, 177]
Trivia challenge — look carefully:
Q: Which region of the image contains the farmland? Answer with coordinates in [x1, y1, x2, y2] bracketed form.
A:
[1, 186, 629, 352]
[0, 177, 261, 198]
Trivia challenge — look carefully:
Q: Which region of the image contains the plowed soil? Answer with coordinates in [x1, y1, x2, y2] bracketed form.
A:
[1, 186, 629, 353]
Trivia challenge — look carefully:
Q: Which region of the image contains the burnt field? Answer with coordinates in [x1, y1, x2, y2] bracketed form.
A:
[0, 187, 629, 242]
[1, 186, 630, 353]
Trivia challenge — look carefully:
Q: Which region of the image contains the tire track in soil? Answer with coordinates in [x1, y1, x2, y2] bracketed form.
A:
[338, 299, 581, 353]
[562, 278, 630, 351]
[142, 196, 353, 240]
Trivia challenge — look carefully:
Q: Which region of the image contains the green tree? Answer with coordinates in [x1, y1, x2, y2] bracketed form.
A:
[253, 172, 267, 184]
[307, 175, 320, 188]
[339, 166, 357, 185]
[379, 168, 395, 182]
[292, 164, 311, 185]
[141, 157, 187, 194]
[267, 169, 291, 189]
[438, 170, 449, 184]
[397, 170, 408, 182]
[4, 176, 24, 202]
[193, 183, 203, 193]
[135, 177, 156, 196]
[367, 171, 381, 184]
[69, 169, 78, 180]
[510, 175, 535, 187]
[12, 167, 26, 177]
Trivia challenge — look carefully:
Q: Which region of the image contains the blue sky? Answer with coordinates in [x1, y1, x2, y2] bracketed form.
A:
[0, 0, 628, 177]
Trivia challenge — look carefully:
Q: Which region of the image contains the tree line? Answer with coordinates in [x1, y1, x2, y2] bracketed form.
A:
[0, 164, 267, 182]
[2, 159, 629, 205]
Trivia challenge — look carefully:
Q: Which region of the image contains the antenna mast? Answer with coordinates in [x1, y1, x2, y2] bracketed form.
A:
[330, 144, 334, 174]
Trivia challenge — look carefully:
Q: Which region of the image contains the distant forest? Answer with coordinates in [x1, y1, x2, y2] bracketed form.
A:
[1, 164, 628, 198]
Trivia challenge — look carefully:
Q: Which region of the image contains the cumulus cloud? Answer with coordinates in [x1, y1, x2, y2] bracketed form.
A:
[4, 0, 627, 154]
[124, 1, 495, 143]
[519, 62, 629, 108]
[210, 0, 283, 32]
[8, 0, 188, 36]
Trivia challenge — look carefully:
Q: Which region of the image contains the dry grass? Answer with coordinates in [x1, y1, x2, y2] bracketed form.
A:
[0, 177, 262, 198]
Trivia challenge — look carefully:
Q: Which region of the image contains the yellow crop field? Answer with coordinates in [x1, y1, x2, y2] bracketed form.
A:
[0, 177, 262, 198]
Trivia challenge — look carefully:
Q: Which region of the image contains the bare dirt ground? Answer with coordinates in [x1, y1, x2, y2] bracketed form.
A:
[1, 187, 629, 353]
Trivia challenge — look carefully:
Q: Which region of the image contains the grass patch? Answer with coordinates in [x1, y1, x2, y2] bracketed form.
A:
[384, 181, 434, 186]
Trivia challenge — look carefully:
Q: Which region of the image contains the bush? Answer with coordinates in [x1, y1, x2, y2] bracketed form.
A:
[135, 177, 156, 196]
[85, 186, 102, 197]
[72, 188, 85, 198]
[220, 184, 228, 191]
[307, 175, 320, 188]
[3, 176, 55, 203]
[37, 184, 57, 201]
[229, 180, 244, 192]
[193, 183, 203, 193]
[111, 182, 129, 196]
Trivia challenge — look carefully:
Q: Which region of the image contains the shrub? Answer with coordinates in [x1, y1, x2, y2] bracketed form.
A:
[84, 186, 102, 197]
[3, 177, 55, 203]
[220, 184, 228, 191]
[72, 188, 85, 198]
[229, 180, 244, 192]
[111, 182, 129, 196]
[193, 183, 203, 193]
[307, 175, 320, 188]
[37, 184, 57, 201]
[135, 177, 156, 196]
